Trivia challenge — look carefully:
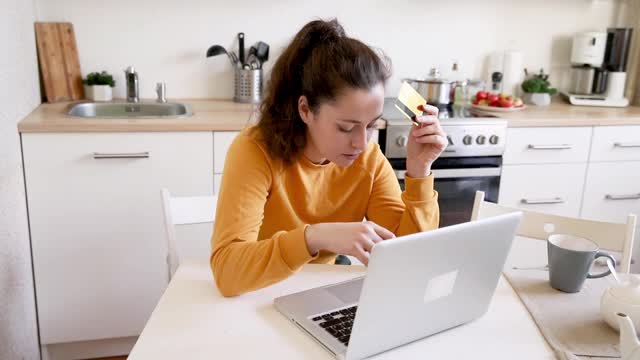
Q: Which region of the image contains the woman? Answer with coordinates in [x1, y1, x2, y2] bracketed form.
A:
[211, 19, 447, 297]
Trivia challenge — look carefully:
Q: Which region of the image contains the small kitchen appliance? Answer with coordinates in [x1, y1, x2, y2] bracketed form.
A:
[564, 28, 633, 107]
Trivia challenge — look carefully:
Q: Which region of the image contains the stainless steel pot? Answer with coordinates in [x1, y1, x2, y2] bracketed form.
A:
[404, 68, 454, 105]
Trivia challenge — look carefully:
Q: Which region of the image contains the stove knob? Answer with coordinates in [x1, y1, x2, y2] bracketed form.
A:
[489, 135, 499, 145]
[447, 135, 454, 146]
[396, 136, 408, 147]
[462, 135, 473, 145]
[476, 135, 486, 145]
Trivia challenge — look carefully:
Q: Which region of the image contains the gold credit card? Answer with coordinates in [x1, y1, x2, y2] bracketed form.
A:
[395, 82, 426, 126]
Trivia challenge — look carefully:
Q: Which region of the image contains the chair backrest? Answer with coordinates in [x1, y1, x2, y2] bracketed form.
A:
[161, 188, 217, 279]
[471, 191, 637, 273]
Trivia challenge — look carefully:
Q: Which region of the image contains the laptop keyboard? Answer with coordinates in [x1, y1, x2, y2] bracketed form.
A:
[311, 305, 357, 346]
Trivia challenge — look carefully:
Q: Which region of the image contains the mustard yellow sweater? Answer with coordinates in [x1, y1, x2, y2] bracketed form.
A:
[211, 128, 439, 296]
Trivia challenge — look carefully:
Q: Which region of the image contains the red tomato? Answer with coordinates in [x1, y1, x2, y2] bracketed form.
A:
[499, 98, 514, 108]
[476, 91, 488, 100]
[488, 93, 499, 103]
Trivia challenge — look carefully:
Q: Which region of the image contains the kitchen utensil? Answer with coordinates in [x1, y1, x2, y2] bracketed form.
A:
[246, 54, 261, 70]
[491, 72, 503, 92]
[248, 45, 257, 57]
[547, 234, 615, 293]
[205, 45, 236, 67]
[404, 68, 453, 106]
[602, 274, 640, 333]
[238, 32, 245, 65]
[229, 51, 239, 67]
[255, 41, 270, 63]
[234, 68, 262, 103]
[35, 22, 84, 102]
[608, 258, 621, 284]
[206, 44, 227, 57]
[512, 265, 549, 271]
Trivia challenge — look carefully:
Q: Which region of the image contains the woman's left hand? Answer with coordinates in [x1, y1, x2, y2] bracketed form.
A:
[405, 104, 447, 178]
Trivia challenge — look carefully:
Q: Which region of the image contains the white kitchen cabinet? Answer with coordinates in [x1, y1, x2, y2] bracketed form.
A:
[499, 163, 587, 217]
[22, 132, 213, 346]
[582, 162, 640, 221]
[581, 161, 640, 269]
[503, 127, 592, 165]
[214, 131, 240, 173]
[500, 127, 590, 217]
[590, 126, 640, 162]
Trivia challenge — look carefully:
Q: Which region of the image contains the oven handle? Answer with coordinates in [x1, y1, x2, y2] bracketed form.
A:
[395, 167, 501, 179]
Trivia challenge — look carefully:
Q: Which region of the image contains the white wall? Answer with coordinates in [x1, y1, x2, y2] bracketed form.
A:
[0, 0, 41, 358]
[36, 0, 621, 100]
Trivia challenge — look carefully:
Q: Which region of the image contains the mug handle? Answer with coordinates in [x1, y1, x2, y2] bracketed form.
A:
[587, 252, 616, 279]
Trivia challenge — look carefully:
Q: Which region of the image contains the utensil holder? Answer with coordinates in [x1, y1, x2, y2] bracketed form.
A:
[234, 68, 262, 104]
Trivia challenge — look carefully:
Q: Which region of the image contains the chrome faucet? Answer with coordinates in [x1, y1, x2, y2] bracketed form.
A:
[124, 66, 139, 103]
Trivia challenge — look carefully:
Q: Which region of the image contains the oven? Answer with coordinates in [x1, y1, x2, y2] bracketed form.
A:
[390, 156, 502, 227]
[380, 100, 508, 228]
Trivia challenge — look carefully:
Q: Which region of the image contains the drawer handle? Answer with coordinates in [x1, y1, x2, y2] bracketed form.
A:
[93, 152, 150, 159]
[527, 144, 573, 150]
[605, 193, 640, 201]
[614, 142, 640, 148]
[521, 197, 565, 205]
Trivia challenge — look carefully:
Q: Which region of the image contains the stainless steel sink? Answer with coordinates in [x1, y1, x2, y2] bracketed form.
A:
[67, 102, 192, 118]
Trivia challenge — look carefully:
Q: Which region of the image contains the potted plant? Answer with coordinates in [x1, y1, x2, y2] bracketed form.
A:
[83, 71, 115, 101]
[521, 68, 557, 106]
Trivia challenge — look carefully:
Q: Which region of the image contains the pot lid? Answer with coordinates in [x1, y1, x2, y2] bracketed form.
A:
[405, 68, 453, 84]
[610, 275, 640, 304]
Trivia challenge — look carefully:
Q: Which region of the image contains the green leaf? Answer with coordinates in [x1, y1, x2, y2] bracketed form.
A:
[83, 71, 115, 87]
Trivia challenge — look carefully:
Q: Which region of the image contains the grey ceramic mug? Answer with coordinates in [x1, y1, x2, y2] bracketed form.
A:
[547, 234, 615, 293]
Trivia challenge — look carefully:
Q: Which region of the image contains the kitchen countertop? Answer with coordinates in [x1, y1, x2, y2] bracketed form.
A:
[489, 98, 640, 127]
[17, 99, 257, 133]
[17, 98, 640, 133]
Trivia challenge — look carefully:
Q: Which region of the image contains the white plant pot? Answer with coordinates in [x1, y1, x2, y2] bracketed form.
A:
[85, 85, 113, 102]
[523, 93, 551, 106]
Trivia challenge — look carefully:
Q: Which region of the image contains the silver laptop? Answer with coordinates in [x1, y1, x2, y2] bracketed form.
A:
[274, 212, 522, 360]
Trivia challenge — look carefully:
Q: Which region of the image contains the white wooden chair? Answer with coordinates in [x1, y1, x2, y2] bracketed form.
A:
[471, 191, 637, 273]
[161, 188, 217, 279]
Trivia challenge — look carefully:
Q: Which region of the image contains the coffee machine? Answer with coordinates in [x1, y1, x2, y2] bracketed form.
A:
[564, 28, 634, 107]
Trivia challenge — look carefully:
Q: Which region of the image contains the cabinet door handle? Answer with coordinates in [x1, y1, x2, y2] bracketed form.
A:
[92, 152, 150, 159]
[613, 142, 640, 148]
[521, 197, 565, 205]
[527, 144, 573, 150]
[605, 193, 640, 201]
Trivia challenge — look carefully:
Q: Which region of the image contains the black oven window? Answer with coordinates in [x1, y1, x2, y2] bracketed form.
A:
[399, 176, 500, 228]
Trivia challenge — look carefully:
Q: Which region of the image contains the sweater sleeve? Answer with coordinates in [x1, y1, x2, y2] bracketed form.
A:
[210, 134, 317, 297]
[365, 146, 440, 236]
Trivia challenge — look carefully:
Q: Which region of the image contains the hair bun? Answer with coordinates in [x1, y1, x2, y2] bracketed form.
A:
[307, 19, 345, 43]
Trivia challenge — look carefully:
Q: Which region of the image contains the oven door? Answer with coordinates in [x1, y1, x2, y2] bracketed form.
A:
[393, 157, 502, 228]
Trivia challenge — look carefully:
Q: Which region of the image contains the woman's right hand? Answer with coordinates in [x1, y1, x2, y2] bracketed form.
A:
[304, 221, 396, 265]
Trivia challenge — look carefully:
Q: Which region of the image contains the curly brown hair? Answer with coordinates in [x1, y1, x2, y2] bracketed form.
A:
[254, 19, 391, 164]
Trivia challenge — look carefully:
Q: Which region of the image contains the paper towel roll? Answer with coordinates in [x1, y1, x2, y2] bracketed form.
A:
[502, 50, 524, 96]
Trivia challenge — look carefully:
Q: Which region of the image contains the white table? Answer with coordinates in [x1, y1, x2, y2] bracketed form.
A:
[128, 237, 555, 359]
